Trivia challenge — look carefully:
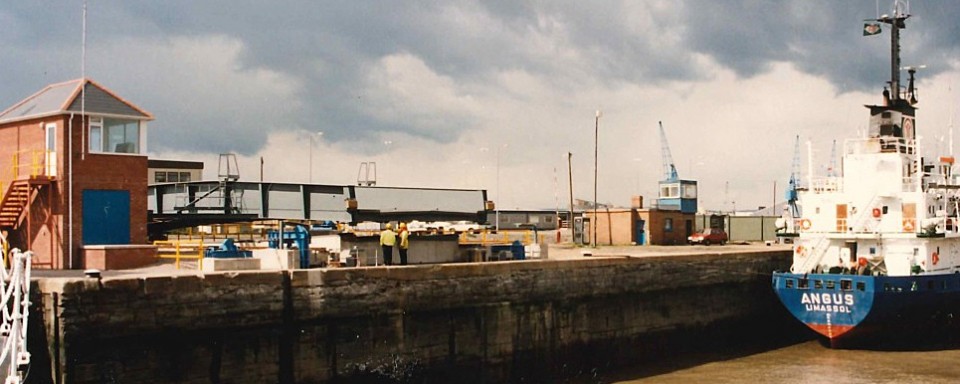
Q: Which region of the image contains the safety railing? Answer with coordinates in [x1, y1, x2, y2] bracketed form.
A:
[1, 149, 53, 201]
[845, 137, 915, 156]
[167, 224, 266, 243]
[154, 239, 205, 269]
[458, 230, 546, 246]
[12, 150, 50, 179]
[807, 177, 842, 194]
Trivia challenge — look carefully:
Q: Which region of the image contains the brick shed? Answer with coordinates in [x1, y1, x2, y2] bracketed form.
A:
[587, 208, 695, 246]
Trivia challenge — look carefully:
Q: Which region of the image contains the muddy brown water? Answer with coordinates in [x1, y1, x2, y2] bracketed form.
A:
[579, 340, 960, 384]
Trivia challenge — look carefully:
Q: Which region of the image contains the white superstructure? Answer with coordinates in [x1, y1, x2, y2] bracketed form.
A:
[788, 3, 960, 279]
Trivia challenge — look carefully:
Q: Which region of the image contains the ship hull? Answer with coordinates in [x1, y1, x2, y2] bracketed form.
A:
[772, 272, 960, 348]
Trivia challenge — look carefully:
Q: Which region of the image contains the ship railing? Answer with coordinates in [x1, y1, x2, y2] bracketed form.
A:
[919, 216, 960, 235]
[901, 177, 920, 192]
[807, 177, 842, 194]
[844, 137, 915, 156]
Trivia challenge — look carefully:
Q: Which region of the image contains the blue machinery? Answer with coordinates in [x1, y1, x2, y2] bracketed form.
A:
[203, 238, 253, 258]
[267, 225, 311, 268]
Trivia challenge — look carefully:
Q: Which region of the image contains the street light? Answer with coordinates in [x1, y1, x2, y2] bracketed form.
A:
[593, 110, 601, 247]
[496, 143, 508, 231]
[308, 131, 324, 183]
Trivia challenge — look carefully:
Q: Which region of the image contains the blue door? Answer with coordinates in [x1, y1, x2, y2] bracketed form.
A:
[635, 219, 646, 245]
[82, 190, 130, 245]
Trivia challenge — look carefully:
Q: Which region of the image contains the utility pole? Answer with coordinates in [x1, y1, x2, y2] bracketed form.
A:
[593, 110, 601, 247]
[567, 152, 574, 243]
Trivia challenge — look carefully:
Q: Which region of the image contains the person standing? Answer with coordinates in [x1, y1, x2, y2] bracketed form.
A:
[398, 222, 410, 265]
[380, 223, 397, 266]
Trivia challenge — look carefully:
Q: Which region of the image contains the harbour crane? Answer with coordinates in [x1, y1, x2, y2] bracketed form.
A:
[786, 135, 801, 218]
[658, 121, 679, 182]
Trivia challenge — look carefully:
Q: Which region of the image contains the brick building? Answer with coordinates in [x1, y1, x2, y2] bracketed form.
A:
[586, 208, 695, 246]
[0, 78, 157, 269]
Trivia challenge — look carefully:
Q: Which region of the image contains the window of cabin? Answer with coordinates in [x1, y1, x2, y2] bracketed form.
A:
[89, 117, 142, 154]
[89, 117, 103, 152]
[682, 184, 697, 199]
[179, 172, 191, 182]
[660, 184, 680, 198]
[105, 118, 140, 153]
[155, 172, 167, 183]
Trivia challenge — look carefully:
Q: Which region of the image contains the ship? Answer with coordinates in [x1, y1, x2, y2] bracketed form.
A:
[772, 2, 960, 348]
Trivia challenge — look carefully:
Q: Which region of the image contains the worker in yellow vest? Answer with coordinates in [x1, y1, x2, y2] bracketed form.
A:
[398, 222, 410, 265]
[380, 223, 397, 266]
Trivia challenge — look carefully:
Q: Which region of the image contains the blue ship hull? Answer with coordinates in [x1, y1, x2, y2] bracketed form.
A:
[772, 272, 960, 347]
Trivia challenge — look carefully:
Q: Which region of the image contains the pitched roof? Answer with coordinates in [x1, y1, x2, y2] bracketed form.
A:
[0, 78, 153, 125]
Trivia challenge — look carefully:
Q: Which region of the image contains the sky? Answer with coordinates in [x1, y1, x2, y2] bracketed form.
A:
[3, 1, 960, 213]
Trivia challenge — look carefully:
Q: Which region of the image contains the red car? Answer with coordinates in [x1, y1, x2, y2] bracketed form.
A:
[688, 228, 728, 245]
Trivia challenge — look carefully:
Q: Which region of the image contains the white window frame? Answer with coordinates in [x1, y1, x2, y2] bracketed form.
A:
[45, 123, 58, 177]
[88, 116, 146, 155]
[89, 117, 103, 153]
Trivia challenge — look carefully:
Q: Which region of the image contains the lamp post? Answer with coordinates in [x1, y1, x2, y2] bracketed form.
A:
[593, 110, 601, 247]
[308, 131, 324, 183]
[496, 143, 508, 231]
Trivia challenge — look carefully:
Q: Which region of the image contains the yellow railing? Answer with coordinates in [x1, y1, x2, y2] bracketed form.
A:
[458, 230, 545, 246]
[10, 149, 50, 179]
[1, 149, 52, 201]
[168, 224, 265, 243]
[154, 239, 205, 269]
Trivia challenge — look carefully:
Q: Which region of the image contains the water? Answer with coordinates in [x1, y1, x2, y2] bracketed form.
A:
[587, 341, 960, 384]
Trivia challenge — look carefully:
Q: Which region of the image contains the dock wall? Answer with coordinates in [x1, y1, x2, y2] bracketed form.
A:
[29, 250, 793, 383]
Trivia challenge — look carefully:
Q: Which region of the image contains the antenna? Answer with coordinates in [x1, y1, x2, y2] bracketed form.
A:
[806, 139, 814, 189]
[950, 84, 955, 155]
[81, 0, 87, 159]
[827, 140, 838, 178]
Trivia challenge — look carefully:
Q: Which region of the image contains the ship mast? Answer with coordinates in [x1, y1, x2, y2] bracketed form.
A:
[876, 1, 910, 101]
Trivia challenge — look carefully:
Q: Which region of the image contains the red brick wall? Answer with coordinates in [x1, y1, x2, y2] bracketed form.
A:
[68, 114, 149, 265]
[0, 114, 149, 269]
[0, 116, 67, 267]
[643, 210, 695, 245]
[83, 245, 158, 270]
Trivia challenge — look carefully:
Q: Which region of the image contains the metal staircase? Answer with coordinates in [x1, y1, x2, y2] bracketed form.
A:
[0, 182, 28, 229]
[793, 236, 830, 273]
[0, 178, 52, 230]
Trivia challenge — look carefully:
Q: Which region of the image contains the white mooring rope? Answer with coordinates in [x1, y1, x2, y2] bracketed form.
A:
[0, 243, 31, 384]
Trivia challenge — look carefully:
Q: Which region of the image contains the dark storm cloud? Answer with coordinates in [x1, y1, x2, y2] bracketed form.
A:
[2, 1, 960, 155]
[682, 1, 960, 93]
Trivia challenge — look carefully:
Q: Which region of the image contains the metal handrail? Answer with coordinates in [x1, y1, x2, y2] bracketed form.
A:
[154, 239, 205, 269]
[1, 150, 52, 201]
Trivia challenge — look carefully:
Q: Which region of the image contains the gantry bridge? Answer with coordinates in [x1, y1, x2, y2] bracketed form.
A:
[147, 181, 490, 238]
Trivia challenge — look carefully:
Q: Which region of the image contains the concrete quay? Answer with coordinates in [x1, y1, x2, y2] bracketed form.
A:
[27, 245, 795, 383]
